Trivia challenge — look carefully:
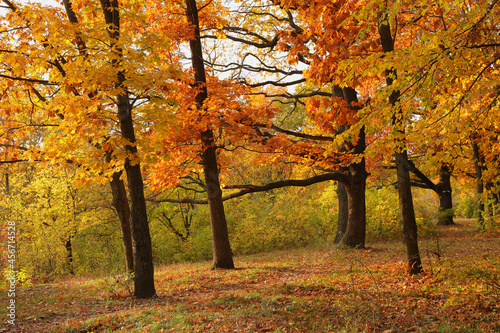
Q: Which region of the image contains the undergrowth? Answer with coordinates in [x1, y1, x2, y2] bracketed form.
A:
[1, 219, 498, 333]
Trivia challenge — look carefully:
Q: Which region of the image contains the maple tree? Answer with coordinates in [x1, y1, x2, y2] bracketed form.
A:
[207, 0, 499, 273]
[376, 0, 499, 224]
[97, 0, 156, 298]
[0, 0, 163, 297]
[2, 0, 500, 294]
[183, 0, 234, 269]
[333, 0, 500, 269]
[379, 11, 423, 274]
[202, 0, 370, 249]
[63, 0, 135, 272]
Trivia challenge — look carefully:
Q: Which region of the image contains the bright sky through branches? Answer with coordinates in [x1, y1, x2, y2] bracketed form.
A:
[1, 0, 60, 15]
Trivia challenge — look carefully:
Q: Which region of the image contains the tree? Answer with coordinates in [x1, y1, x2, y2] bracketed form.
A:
[0, 0, 158, 297]
[62, 0, 135, 273]
[337, 0, 500, 270]
[97, 0, 156, 298]
[229, 0, 422, 271]
[409, 160, 455, 225]
[367, 0, 500, 230]
[184, 0, 234, 269]
[201, 0, 369, 248]
[377, 11, 423, 274]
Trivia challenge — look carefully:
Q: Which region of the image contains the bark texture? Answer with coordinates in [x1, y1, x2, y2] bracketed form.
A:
[100, 0, 156, 298]
[116, 82, 156, 298]
[65, 236, 74, 275]
[436, 164, 454, 225]
[395, 152, 423, 274]
[202, 130, 234, 268]
[379, 13, 423, 274]
[185, 0, 234, 269]
[340, 129, 367, 248]
[336, 86, 367, 249]
[109, 171, 135, 272]
[334, 182, 348, 244]
[472, 138, 485, 225]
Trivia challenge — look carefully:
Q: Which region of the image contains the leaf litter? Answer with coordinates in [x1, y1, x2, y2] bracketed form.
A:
[1, 219, 499, 332]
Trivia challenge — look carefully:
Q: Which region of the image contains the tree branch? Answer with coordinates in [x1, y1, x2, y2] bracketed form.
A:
[407, 159, 438, 192]
[265, 123, 335, 141]
[148, 172, 346, 204]
[0, 73, 57, 85]
[0, 159, 28, 164]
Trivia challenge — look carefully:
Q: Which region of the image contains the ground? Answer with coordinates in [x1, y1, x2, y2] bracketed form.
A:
[1, 218, 499, 332]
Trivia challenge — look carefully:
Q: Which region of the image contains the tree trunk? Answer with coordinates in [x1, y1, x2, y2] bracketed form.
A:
[471, 138, 485, 225]
[340, 157, 367, 248]
[100, 0, 156, 298]
[117, 93, 156, 297]
[337, 87, 367, 249]
[5, 172, 9, 194]
[202, 130, 235, 268]
[331, 86, 351, 245]
[185, 0, 234, 269]
[379, 13, 423, 274]
[65, 236, 75, 275]
[334, 182, 348, 243]
[436, 164, 454, 225]
[109, 171, 135, 272]
[396, 152, 423, 274]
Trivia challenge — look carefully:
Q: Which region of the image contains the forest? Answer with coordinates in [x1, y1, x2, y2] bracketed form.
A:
[1, 0, 499, 331]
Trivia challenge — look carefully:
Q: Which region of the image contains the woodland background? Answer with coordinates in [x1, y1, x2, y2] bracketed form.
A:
[1, 0, 499, 307]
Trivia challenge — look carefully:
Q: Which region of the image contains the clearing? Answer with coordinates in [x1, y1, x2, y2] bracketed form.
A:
[1, 218, 499, 332]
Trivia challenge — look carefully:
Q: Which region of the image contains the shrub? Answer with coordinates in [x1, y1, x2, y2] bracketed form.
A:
[455, 195, 478, 219]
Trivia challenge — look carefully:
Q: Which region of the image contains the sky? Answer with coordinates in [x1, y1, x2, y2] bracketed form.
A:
[1, 0, 61, 16]
[1, 0, 303, 93]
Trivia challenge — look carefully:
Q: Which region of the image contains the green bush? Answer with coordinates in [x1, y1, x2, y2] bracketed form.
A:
[366, 187, 400, 241]
[364, 186, 439, 241]
[413, 188, 439, 237]
[455, 196, 478, 218]
[226, 184, 336, 255]
[73, 222, 126, 276]
[150, 204, 213, 264]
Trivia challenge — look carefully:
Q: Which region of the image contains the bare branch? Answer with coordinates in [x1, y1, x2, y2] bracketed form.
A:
[0, 159, 28, 164]
[243, 78, 306, 88]
[148, 172, 347, 204]
[0, 73, 57, 85]
[1, 0, 17, 11]
[407, 159, 438, 192]
[265, 123, 335, 141]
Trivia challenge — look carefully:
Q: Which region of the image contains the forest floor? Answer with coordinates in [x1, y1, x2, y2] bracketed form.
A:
[1, 218, 500, 333]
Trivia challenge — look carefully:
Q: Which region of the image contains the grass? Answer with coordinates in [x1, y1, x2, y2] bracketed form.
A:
[1, 218, 499, 332]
